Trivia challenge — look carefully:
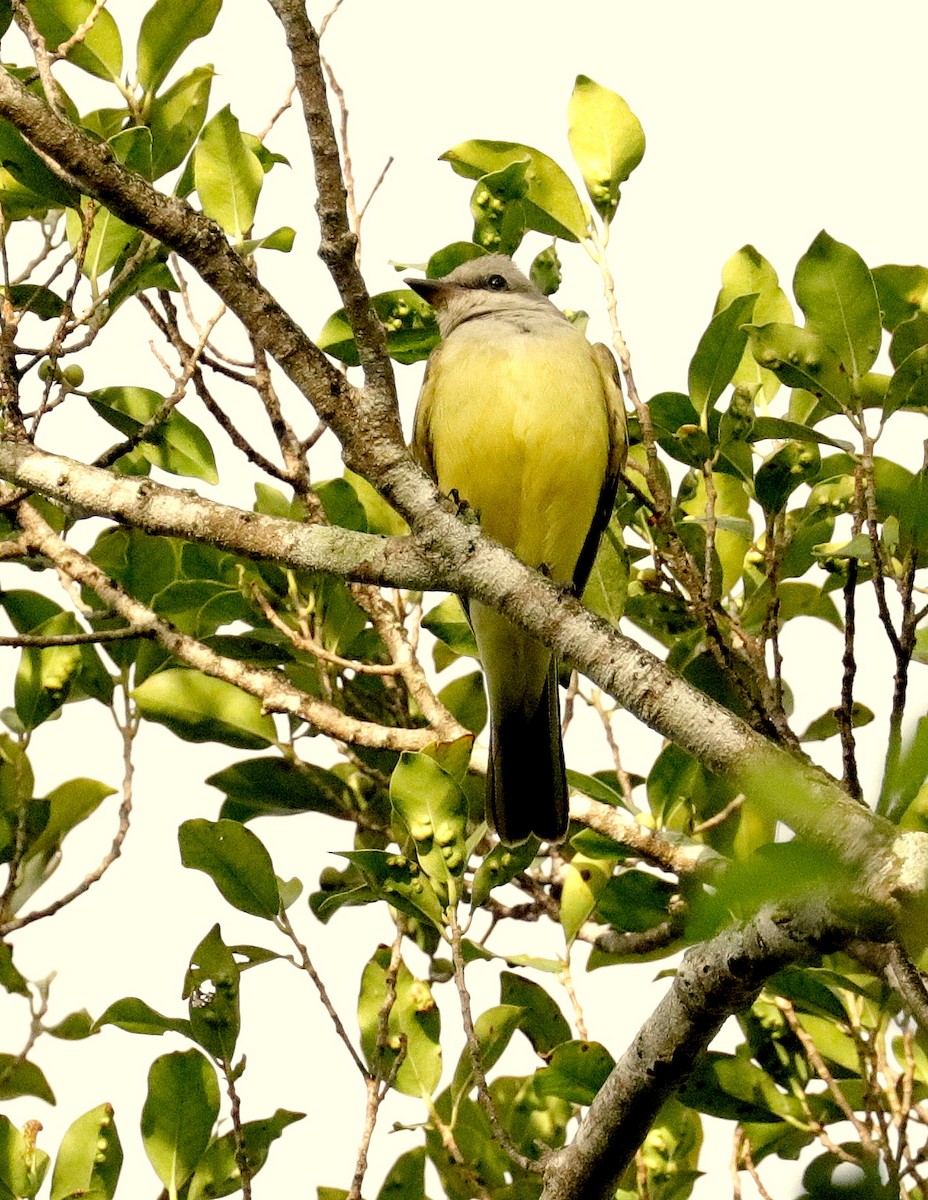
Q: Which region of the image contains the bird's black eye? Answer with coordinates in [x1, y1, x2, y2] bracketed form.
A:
[486, 274, 508, 291]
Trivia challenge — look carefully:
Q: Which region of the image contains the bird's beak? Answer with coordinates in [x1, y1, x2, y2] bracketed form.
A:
[405, 276, 446, 304]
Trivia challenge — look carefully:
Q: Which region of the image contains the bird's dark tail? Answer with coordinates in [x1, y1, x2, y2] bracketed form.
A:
[486, 659, 568, 847]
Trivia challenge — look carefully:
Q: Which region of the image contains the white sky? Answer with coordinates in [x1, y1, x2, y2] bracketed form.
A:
[2, 1, 928, 1196]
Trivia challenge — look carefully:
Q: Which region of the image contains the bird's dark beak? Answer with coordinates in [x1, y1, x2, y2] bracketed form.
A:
[405, 276, 445, 304]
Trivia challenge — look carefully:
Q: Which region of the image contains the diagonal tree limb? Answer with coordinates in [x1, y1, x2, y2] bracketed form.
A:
[540, 906, 838, 1200]
[1, 437, 923, 911]
[14, 496, 463, 752]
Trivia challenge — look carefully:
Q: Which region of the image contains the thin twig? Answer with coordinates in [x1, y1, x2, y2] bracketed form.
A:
[0, 627, 151, 647]
[448, 907, 540, 1174]
[774, 995, 876, 1151]
[559, 953, 588, 1041]
[275, 907, 368, 1078]
[223, 1058, 252, 1200]
[347, 924, 403, 1200]
[0, 680, 136, 937]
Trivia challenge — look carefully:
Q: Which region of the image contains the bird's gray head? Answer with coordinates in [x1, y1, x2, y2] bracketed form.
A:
[405, 254, 561, 337]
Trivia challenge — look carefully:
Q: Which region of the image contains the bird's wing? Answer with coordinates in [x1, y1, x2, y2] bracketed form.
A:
[410, 347, 444, 482]
[572, 342, 628, 594]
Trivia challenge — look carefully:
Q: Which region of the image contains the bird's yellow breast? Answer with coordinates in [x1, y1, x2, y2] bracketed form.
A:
[416, 320, 610, 583]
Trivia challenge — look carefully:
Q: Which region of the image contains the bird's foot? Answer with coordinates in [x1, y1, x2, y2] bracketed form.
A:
[442, 488, 481, 525]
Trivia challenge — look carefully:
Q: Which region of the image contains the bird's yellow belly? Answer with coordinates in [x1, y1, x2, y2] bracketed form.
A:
[428, 330, 609, 583]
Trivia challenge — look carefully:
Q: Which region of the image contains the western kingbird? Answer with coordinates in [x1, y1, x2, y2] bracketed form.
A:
[407, 255, 626, 846]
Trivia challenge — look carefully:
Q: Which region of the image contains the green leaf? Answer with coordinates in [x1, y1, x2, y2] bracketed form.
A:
[424, 241, 487, 278]
[680, 1048, 804, 1123]
[468, 157, 531, 257]
[530, 244, 562, 296]
[238, 225, 296, 255]
[441, 139, 588, 242]
[317, 290, 438, 366]
[26, 0, 122, 80]
[499, 971, 571, 1057]
[151, 579, 251, 638]
[688, 294, 757, 417]
[81, 106, 127, 139]
[93, 996, 191, 1037]
[793, 231, 882, 386]
[873, 263, 928, 331]
[184, 924, 240, 1063]
[745, 323, 851, 413]
[208, 757, 356, 823]
[108, 258, 179, 314]
[594, 869, 675, 935]
[137, 0, 221, 93]
[0, 1114, 49, 1199]
[880, 714, 928, 822]
[883, 343, 928, 420]
[110, 125, 153, 181]
[742, 581, 842, 633]
[422, 595, 479, 662]
[469, 838, 538, 908]
[88, 528, 180, 607]
[535, 1040, 615, 1105]
[29, 777, 115, 864]
[452, 1004, 524, 1102]
[308, 863, 377, 924]
[316, 477, 368, 531]
[749, 416, 852, 452]
[889, 311, 928, 368]
[187, 1109, 304, 1200]
[133, 670, 275, 749]
[66, 128, 152, 282]
[340, 850, 445, 930]
[344, 470, 408, 537]
[717, 245, 793, 404]
[754, 441, 821, 514]
[194, 107, 263, 241]
[358, 947, 441, 1099]
[148, 65, 214, 179]
[0, 1054, 55, 1103]
[437, 670, 486, 736]
[0, 115, 79, 215]
[800, 703, 873, 743]
[795, 1010, 860, 1073]
[560, 852, 613, 945]
[801, 1146, 894, 1199]
[566, 770, 629, 809]
[88, 386, 218, 484]
[1, 284, 65, 319]
[390, 752, 468, 899]
[567, 75, 644, 224]
[581, 518, 629, 627]
[375, 1147, 427, 1200]
[50, 1103, 121, 1200]
[141, 1050, 219, 1194]
[179, 818, 280, 919]
[8, 776, 114, 913]
[13, 611, 83, 729]
[0, 943, 29, 996]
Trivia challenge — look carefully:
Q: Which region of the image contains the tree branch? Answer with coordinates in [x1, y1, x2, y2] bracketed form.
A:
[1, 437, 924, 909]
[541, 907, 833, 1200]
[264, 0, 395, 395]
[13, 498, 450, 752]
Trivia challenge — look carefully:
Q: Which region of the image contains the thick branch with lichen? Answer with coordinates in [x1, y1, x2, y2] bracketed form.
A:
[541, 907, 829, 1200]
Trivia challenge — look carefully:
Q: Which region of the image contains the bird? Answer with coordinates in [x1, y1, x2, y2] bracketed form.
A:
[406, 254, 626, 846]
